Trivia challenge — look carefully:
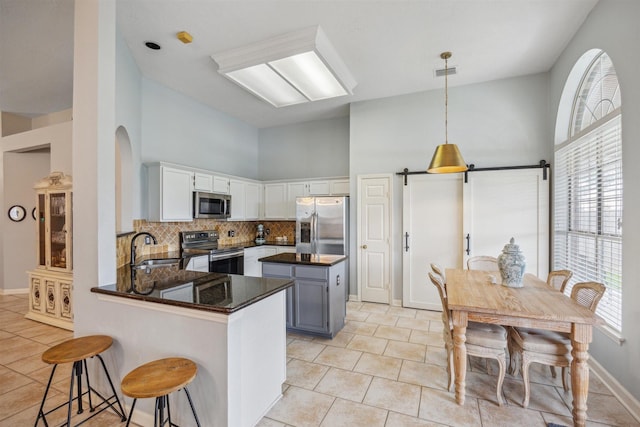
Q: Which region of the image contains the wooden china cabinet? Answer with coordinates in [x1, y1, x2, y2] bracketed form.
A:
[26, 172, 73, 330]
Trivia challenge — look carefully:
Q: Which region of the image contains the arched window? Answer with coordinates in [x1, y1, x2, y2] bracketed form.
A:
[554, 50, 623, 334]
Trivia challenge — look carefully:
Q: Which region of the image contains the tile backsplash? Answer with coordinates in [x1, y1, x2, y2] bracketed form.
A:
[116, 219, 295, 267]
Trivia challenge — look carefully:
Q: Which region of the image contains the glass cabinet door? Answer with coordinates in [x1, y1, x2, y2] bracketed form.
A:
[48, 192, 68, 270]
[37, 193, 46, 268]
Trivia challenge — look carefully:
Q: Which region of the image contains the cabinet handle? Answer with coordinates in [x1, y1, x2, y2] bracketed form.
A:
[405, 232, 409, 252]
[361, 245, 367, 249]
[465, 233, 470, 255]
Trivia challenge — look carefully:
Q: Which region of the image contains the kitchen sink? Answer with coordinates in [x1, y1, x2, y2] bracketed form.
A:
[133, 258, 181, 269]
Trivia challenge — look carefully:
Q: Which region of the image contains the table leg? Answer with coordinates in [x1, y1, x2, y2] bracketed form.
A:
[571, 323, 592, 427]
[451, 310, 468, 405]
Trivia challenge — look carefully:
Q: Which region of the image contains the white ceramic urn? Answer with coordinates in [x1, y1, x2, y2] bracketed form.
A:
[497, 237, 526, 288]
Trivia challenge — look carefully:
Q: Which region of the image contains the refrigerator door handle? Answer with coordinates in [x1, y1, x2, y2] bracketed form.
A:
[311, 211, 317, 254]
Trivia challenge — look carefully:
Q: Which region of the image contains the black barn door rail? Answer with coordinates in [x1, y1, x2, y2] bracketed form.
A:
[396, 160, 550, 185]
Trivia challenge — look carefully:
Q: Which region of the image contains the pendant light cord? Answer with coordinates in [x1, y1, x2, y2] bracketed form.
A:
[444, 54, 449, 145]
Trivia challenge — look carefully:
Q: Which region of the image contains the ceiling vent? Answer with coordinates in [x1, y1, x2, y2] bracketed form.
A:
[434, 66, 457, 78]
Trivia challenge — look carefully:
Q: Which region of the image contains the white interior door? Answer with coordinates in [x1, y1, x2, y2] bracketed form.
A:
[357, 174, 392, 304]
[463, 169, 549, 277]
[402, 174, 463, 310]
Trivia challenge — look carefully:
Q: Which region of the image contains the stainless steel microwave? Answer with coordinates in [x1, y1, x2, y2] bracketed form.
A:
[193, 191, 231, 219]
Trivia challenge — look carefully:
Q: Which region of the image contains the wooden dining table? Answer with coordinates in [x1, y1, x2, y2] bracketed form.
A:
[446, 268, 602, 427]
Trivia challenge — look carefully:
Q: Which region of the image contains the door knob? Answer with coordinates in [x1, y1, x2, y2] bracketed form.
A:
[362, 245, 367, 249]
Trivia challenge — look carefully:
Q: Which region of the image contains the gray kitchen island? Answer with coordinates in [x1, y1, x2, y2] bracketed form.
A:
[259, 253, 347, 338]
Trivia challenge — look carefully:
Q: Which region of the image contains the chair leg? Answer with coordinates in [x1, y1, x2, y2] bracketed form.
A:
[445, 342, 454, 392]
[494, 355, 506, 406]
[561, 367, 570, 392]
[521, 357, 532, 408]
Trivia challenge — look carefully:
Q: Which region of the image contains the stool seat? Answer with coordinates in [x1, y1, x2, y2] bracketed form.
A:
[35, 335, 126, 426]
[42, 335, 113, 364]
[122, 357, 197, 399]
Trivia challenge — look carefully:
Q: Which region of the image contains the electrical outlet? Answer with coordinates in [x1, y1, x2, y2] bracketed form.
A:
[144, 236, 151, 244]
[228, 230, 235, 237]
[265, 228, 270, 235]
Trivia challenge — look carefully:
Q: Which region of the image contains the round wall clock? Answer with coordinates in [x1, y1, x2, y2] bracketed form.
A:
[8, 205, 26, 222]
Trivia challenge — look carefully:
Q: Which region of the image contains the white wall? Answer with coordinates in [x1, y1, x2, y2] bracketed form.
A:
[548, 0, 640, 402]
[140, 79, 260, 179]
[116, 29, 143, 220]
[350, 73, 551, 300]
[0, 120, 72, 293]
[258, 116, 349, 180]
[2, 152, 50, 291]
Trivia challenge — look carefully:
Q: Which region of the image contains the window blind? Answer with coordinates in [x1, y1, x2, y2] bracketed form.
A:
[554, 112, 623, 331]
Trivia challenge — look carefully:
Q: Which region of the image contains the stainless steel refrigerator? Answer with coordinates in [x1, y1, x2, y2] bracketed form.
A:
[296, 196, 349, 256]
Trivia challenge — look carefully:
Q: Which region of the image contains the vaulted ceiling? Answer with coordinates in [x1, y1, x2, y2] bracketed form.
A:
[1, 0, 598, 128]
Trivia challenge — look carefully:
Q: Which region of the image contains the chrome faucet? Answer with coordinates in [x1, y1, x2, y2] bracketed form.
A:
[130, 232, 157, 266]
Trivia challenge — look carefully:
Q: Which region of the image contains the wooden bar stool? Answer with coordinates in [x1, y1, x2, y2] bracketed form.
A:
[35, 334, 127, 426]
[121, 357, 201, 427]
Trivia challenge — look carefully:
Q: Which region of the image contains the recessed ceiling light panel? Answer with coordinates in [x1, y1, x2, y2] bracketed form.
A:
[211, 26, 356, 107]
[227, 64, 308, 107]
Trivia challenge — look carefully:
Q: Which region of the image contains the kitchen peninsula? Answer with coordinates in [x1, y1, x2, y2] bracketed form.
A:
[91, 261, 293, 427]
[260, 253, 347, 338]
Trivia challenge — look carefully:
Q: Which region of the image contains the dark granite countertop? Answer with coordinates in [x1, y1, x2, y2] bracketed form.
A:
[91, 263, 293, 314]
[219, 241, 295, 250]
[258, 253, 347, 266]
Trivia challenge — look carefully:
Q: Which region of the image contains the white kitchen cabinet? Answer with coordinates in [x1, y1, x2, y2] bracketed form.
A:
[185, 255, 209, 272]
[263, 183, 288, 219]
[276, 246, 296, 254]
[194, 172, 229, 194]
[229, 179, 262, 221]
[308, 181, 331, 195]
[330, 179, 350, 195]
[194, 172, 213, 192]
[213, 176, 230, 194]
[147, 163, 194, 222]
[245, 182, 261, 220]
[244, 246, 278, 277]
[286, 182, 307, 219]
[229, 179, 246, 220]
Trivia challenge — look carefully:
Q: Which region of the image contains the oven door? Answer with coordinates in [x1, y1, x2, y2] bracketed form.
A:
[209, 249, 244, 275]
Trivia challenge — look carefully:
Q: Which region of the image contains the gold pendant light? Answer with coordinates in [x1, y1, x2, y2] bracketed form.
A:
[427, 52, 468, 173]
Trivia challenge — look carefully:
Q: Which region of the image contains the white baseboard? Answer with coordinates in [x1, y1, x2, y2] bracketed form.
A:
[348, 294, 360, 302]
[589, 356, 640, 422]
[391, 298, 402, 307]
[0, 287, 29, 295]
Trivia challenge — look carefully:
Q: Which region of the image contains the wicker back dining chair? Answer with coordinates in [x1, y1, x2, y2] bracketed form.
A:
[546, 270, 573, 294]
[466, 256, 499, 271]
[509, 281, 606, 407]
[428, 272, 508, 406]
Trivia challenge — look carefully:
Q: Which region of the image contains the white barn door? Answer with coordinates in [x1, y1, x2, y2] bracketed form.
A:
[402, 174, 463, 310]
[463, 169, 549, 277]
[402, 168, 549, 310]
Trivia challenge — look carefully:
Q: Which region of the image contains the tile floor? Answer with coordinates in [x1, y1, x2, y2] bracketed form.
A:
[1, 294, 637, 426]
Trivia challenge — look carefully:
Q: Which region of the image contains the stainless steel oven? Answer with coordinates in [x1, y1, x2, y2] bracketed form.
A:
[180, 230, 244, 275]
[209, 248, 244, 275]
